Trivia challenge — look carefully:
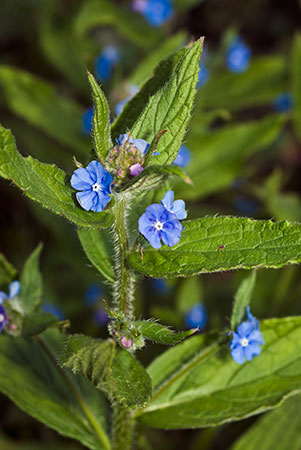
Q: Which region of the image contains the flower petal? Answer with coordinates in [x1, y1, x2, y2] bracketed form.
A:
[161, 190, 174, 211]
[143, 227, 162, 249]
[244, 343, 262, 361]
[231, 345, 246, 364]
[70, 167, 94, 191]
[161, 224, 182, 247]
[76, 190, 95, 211]
[92, 191, 111, 212]
[171, 199, 187, 220]
[0, 292, 8, 304]
[132, 138, 150, 155]
[248, 329, 264, 346]
[145, 204, 166, 221]
[86, 161, 104, 183]
[237, 320, 255, 338]
[9, 281, 21, 299]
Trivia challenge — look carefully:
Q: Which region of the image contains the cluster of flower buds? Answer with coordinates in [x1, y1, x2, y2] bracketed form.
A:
[106, 133, 149, 186]
[106, 308, 145, 351]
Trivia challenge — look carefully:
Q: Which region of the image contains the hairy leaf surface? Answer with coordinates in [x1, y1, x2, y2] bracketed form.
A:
[129, 216, 301, 277]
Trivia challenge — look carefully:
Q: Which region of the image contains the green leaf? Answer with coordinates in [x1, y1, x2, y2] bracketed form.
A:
[231, 395, 301, 450]
[111, 47, 186, 140]
[136, 320, 197, 345]
[0, 330, 110, 450]
[136, 317, 301, 429]
[0, 66, 88, 153]
[0, 252, 17, 288]
[22, 312, 66, 337]
[0, 125, 114, 228]
[291, 33, 301, 139]
[129, 32, 186, 87]
[176, 277, 203, 313]
[60, 335, 152, 410]
[18, 244, 43, 315]
[176, 114, 286, 200]
[130, 39, 203, 166]
[87, 72, 112, 161]
[73, 0, 161, 48]
[77, 228, 115, 283]
[129, 216, 301, 278]
[197, 56, 286, 110]
[231, 271, 257, 330]
[59, 335, 115, 389]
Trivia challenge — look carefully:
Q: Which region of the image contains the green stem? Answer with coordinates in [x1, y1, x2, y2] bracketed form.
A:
[112, 194, 136, 449]
[35, 335, 111, 450]
[112, 406, 135, 450]
[113, 195, 135, 320]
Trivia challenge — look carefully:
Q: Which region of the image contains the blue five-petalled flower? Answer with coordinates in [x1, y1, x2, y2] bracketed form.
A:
[230, 307, 264, 364]
[71, 161, 113, 212]
[0, 281, 21, 333]
[138, 191, 185, 249]
[226, 37, 251, 73]
[133, 0, 173, 27]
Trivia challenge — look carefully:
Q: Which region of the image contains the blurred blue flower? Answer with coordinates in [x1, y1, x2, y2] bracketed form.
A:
[233, 195, 259, 216]
[161, 190, 187, 220]
[0, 280, 21, 304]
[185, 303, 207, 330]
[230, 307, 264, 364]
[85, 283, 104, 306]
[115, 85, 139, 116]
[0, 305, 8, 333]
[197, 65, 209, 88]
[273, 93, 293, 112]
[117, 134, 150, 155]
[151, 278, 171, 294]
[82, 107, 94, 134]
[42, 303, 65, 321]
[133, 0, 173, 27]
[95, 46, 120, 82]
[71, 161, 113, 212]
[139, 204, 183, 249]
[173, 145, 192, 168]
[93, 308, 109, 326]
[226, 38, 251, 73]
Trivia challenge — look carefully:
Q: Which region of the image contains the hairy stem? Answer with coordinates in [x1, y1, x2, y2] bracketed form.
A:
[35, 335, 111, 450]
[112, 406, 135, 450]
[112, 195, 135, 320]
[112, 194, 136, 449]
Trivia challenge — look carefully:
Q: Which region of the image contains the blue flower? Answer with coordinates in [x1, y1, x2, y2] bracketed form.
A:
[117, 134, 150, 155]
[173, 145, 192, 168]
[151, 278, 171, 294]
[233, 195, 259, 216]
[134, 0, 173, 27]
[230, 307, 264, 364]
[71, 161, 113, 212]
[42, 303, 65, 321]
[115, 85, 139, 116]
[273, 93, 293, 112]
[0, 280, 21, 334]
[84, 283, 104, 306]
[0, 280, 21, 304]
[95, 46, 120, 82]
[185, 303, 207, 330]
[82, 107, 94, 134]
[138, 204, 183, 249]
[226, 38, 251, 73]
[0, 305, 8, 333]
[161, 190, 187, 220]
[197, 65, 209, 88]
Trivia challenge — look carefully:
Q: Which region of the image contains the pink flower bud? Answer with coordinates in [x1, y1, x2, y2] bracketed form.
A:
[130, 163, 143, 177]
[121, 336, 132, 348]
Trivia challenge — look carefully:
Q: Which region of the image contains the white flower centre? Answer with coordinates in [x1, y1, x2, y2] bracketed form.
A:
[0, 314, 5, 323]
[154, 221, 164, 231]
[240, 337, 249, 347]
[92, 183, 102, 192]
